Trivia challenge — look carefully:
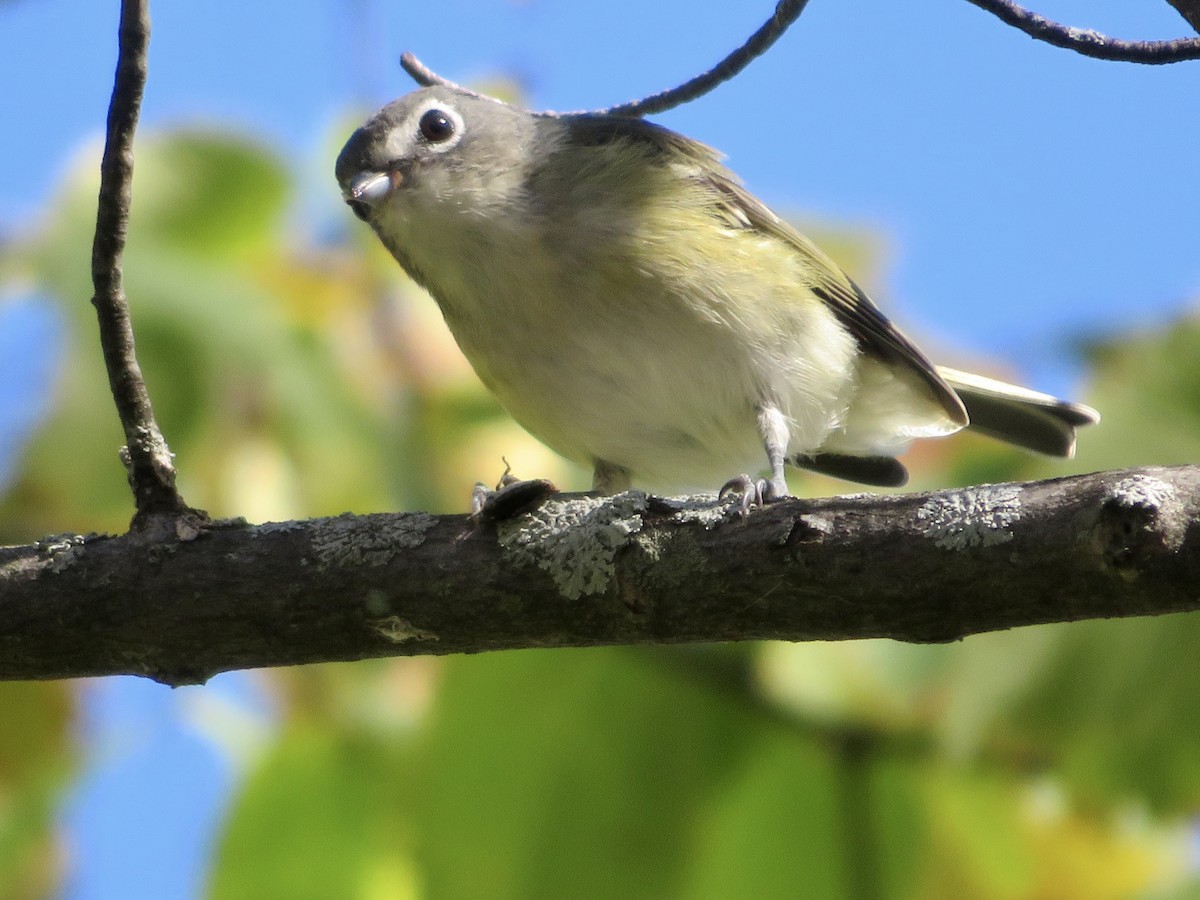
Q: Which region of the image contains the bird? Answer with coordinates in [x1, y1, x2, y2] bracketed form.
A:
[335, 85, 1098, 503]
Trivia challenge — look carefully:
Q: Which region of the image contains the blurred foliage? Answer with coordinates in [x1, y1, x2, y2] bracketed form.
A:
[0, 683, 73, 900]
[1, 125, 1199, 899]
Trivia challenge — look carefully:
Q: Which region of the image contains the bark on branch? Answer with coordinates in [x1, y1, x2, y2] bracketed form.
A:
[1, 465, 1197, 687]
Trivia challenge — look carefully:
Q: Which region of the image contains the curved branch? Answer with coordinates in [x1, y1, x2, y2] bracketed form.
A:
[1, 466, 1198, 686]
[399, 52, 477, 96]
[90, 0, 190, 523]
[601, 0, 811, 116]
[964, 0, 1200, 63]
[401, 0, 814, 117]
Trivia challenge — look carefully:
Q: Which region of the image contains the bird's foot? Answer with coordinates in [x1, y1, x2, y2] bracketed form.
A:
[718, 474, 788, 516]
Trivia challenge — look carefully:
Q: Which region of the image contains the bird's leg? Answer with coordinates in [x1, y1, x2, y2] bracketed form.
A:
[757, 405, 791, 500]
[720, 406, 791, 512]
[592, 459, 633, 495]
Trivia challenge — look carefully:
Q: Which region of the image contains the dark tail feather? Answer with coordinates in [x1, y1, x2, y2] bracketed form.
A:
[937, 366, 1100, 458]
[792, 452, 909, 487]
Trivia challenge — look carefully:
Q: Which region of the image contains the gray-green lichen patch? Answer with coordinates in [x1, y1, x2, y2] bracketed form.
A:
[497, 492, 648, 599]
[916, 483, 1023, 550]
[652, 492, 738, 529]
[310, 512, 437, 571]
[1106, 473, 1176, 510]
[1105, 472, 1186, 551]
[370, 615, 438, 644]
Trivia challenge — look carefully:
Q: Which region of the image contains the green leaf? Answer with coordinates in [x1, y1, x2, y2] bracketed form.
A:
[1071, 318, 1200, 473]
[128, 131, 291, 261]
[1002, 616, 1200, 811]
[679, 735, 844, 900]
[409, 647, 839, 900]
[209, 726, 418, 900]
[920, 768, 1033, 897]
[0, 683, 75, 900]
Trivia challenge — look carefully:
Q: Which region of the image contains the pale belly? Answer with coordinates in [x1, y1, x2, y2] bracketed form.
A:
[437, 270, 863, 491]
[382, 202, 865, 490]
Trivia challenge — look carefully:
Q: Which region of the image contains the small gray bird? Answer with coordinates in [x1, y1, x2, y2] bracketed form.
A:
[336, 86, 1098, 500]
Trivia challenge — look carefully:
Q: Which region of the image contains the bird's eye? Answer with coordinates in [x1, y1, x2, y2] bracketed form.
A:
[419, 109, 456, 143]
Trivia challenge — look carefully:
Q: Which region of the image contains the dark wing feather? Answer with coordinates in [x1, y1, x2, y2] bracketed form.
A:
[701, 171, 968, 428]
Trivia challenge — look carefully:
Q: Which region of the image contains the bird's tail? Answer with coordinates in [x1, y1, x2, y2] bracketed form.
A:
[937, 366, 1100, 458]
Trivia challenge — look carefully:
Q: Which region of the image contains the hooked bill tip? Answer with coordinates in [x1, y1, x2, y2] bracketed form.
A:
[345, 171, 393, 205]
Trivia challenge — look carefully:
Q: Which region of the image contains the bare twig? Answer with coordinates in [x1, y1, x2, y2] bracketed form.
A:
[399, 52, 504, 108]
[91, 0, 190, 523]
[601, 0, 811, 116]
[1, 466, 1197, 685]
[399, 52, 474, 95]
[401, 0, 813, 117]
[964, 0, 1200, 63]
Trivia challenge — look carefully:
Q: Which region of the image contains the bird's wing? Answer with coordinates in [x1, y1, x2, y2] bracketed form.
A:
[560, 113, 967, 428]
[704, 169, 968, 428]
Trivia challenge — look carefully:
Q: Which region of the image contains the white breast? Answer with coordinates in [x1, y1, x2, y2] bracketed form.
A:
[375, 177, 864, 490]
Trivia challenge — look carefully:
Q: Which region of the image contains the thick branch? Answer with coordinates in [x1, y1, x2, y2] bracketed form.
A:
[964, 0, 1200, 63]
[1, 466, 1197, 686]
[91, 0, 189, 521]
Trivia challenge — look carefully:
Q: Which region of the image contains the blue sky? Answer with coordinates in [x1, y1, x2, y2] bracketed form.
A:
[2, 1, 1199, 897]
[3, 0, 1199, 381]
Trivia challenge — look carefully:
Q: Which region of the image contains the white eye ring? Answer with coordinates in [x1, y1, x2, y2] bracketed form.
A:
[409, 100, 465, 153]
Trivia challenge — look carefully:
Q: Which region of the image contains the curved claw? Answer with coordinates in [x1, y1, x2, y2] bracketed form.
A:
[718, 475, 764, 516]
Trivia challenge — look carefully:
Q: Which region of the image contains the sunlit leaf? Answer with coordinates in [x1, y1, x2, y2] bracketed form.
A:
[128, 131, 291, 261]
[920, 768, 1033, 898]
[410, 647, 827, 899]
[680, 736, 845, 900]
[1071, 317, 1200, 473]
[209, 726, 417, 900]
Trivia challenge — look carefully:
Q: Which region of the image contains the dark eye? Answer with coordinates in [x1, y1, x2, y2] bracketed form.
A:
[419, 109, 456, 143]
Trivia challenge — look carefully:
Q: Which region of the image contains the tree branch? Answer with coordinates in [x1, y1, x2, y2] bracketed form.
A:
[91, 0, 191, 524]
[593, 0, 812, 116]
[401, 0, 813, 117]
[400, 0, 1200, 124]
[964, 0, 1200, 63]
[1165, 0, 1200, 35]
[2, 466, 1197, 686]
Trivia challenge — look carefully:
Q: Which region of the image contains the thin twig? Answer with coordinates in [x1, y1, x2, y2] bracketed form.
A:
[399, 52, 505, 108]
[401, 0, 813, 117]
[602, 0, 811, 116]
[91, 0, 190, 522]
[399, 52, 473, 95]
[965, 0, 1200, 63]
